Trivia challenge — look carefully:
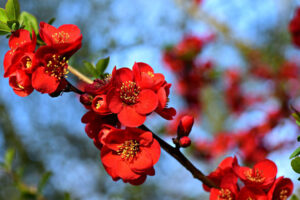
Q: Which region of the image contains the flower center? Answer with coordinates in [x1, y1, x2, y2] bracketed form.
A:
[244, 169, 265, 183]
[21, 56, 32, 69]
[45, 54, 69, 79]
[279, 189, 288, 200]
[119, 81, 141, 105]
[52, 31, 70, 43]
[117, 139, 140, 160]
[218, 188, 233, 200]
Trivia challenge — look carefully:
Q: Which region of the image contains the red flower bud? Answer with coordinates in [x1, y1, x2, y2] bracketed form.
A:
[80, 94, 93, 106]
[179, 136, 191, 148]
[177, 115, 194, 137]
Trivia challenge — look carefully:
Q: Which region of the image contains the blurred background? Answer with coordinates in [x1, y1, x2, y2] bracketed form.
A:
[0, 0, 300, 199]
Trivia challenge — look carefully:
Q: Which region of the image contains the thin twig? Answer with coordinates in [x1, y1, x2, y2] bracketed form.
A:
[68, 66, 93, 84]
[140, 125, 219, 189]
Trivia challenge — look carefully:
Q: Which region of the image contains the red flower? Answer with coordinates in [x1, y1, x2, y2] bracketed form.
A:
[289, 8, 300, 48]
[233, 159, 277, 189]
[107, 66, 158, 127]
[267, 176, 293, 200]
[39, 22, 82, 56]
[209, 173, 238, 200]
[3, 29, 36, 97]
[9, 70, 33, 97]
[203, 157, 238, 191]
[9, 29, 36, 51]
[177, 115, 194, 137]
[81, 110, 119, 140]
[31, 46, 70, 93]
[100, 127, 161, 185]
[4, 29, 36, 77]
[133, 62, 176, 120]
[237, 187, 267, 200]
[4, 48, 35, 78]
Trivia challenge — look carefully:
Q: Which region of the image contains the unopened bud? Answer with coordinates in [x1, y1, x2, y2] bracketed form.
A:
[179, 136, 191, 148]
[80, 94, 93, 105]
[177, 115, 194, 137]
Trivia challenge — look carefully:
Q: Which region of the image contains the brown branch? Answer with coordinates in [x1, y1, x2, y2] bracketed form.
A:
[68, 66, 93, 84]
[140, 125, 219, 189]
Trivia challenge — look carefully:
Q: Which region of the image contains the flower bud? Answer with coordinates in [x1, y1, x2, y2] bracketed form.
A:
[80, 93, 93, 106]
[177, 115, 194, 137]
[179, 136, 191, 148]
[92, 95, 110, 114]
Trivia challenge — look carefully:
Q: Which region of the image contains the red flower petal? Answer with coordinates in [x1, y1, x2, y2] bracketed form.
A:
[127, 175, 147, 185]
[118, 105, 146, 127]
[254, 159, 277, 180]
[237, 187, 267, 200]
[148, 139, 161, 165]
[138, 131, 153, 146]
[129, 149, 153, 173]
[9, 29, 32, 49]
[32, 67, 59, 94]
[135, 89, 158, 115]
[58, 24, 81, 43]
[9, 70, 33, 97]
[114, 67, 133, 87]
[107, 90, 123, 114]
[101, 146, 141, 180]
[156, 107, 177, 120]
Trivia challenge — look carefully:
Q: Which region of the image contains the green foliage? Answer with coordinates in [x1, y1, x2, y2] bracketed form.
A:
[96, 57, 110, 76]
[4, 148, 15, 171]
[64, 193, 71, 200]
[83, 60, 98, 78]
[291, 106, 300, 179]
[47, 17, 55, 25]
[291, 157, 300, 174]
[290, 194, 300, 200]
[5, 0, 20, 21]
[37, 171, 52, 194]
[290, 147, 300, 159]
[19, 11, 38, 34]
[0, 21, 11, 35]
[83, 57, 110, 79]
[0, 8, 8, 23]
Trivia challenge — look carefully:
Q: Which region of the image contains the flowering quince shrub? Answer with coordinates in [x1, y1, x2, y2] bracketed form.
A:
[161, 7, 300, 166]
[205, 157, 294, 200]
[0, 0, 298, 199]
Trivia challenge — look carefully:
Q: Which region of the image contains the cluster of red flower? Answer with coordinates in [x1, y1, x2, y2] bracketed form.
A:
[195, 111, 286, 164]
[80, 62, 176, 184]
[163, 30, 298, 164]
[3, 22, 82, 96]
[205, 157, 293, 200]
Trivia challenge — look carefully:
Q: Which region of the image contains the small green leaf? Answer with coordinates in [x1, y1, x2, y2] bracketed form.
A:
[0, 21, 10, 35]
[290, 147, 300, 159]
[291, 157, 300, 173]
[6, 19, 19, 29]
[47, 17, 55, 25]
[0, 8, 8, 23]
[19, 11, 38, 34]
[5, 0, 20, 21]
[290, 194, 300, 200]
[4, 148, 15, 170]
[83, 61, 98, 78]
[96, 57, 110, 75]
[37, 171, 52, 193]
